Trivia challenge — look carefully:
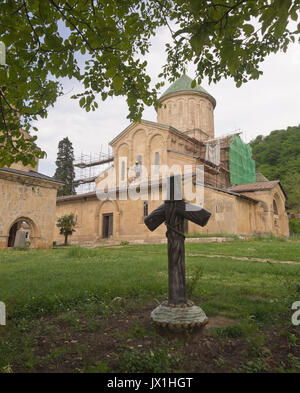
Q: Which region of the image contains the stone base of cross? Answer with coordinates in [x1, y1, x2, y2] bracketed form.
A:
[150, 300, 209, 330]
[144, 176, 211, 329]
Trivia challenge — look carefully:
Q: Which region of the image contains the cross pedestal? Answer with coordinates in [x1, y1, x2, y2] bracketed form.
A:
[144, 176, 211, 329]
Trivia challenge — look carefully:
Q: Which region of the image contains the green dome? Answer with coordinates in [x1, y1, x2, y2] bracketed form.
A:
[159, 75, 216, 107]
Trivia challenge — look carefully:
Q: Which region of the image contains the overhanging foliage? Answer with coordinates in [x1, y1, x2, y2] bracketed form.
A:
[0, 0, 299, 165]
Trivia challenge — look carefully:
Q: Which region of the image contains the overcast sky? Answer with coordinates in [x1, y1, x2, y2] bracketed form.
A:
[36, 26, 300, 178]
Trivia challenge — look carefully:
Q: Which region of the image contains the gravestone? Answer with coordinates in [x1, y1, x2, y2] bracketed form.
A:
[144, 175, 211, 329]
[14, 227, 27, 248]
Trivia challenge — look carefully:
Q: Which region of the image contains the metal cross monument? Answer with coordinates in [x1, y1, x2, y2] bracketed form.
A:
[144, 175, 211, 329]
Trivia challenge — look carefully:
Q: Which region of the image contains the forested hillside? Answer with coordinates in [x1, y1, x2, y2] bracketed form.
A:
[250, 125, 300, 213]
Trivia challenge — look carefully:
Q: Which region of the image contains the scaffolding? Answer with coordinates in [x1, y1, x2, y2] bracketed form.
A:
[229, 135, 256, 185]
[74, 146, 114, 194]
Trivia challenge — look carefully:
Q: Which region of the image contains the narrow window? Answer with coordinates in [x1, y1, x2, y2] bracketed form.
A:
[273, 200, 278, 215]
[136, 155, 142, 178]
[143, 201, 148, 217]
[121, 161, 125, 181]
[155, 152, 160, 174]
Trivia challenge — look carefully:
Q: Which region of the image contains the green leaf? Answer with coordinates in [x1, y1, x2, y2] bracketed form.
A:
[79, 97, 85, 107]
[189, 0, 202, 17]
[190, 33, 206, 55]
[261, 8, 277, 35]
[1, 0, 299, 167]
[291, 9, 298, 21]
[105, 68, 116, 78]
[112, 75, 124, 90]
[273, 19, 289, 39]
[243, 24, 255, 36]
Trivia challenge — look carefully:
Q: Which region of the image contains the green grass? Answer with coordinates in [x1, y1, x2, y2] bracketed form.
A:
[185, 232, 239, 239]
[0, 241, 299, 321]
[0, 239, 299, 372]
[186, 237, 300, 261]
[0, 246, 167, 320]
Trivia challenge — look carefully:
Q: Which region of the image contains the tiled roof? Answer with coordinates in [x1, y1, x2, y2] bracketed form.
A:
[256, 172, 269, 182]
[56, 180, 259, 204]
[57, 191, 96, 201]
[229, 181, 280, 193]
[159, 75, 216, 107]
[0, 167, 64, 184]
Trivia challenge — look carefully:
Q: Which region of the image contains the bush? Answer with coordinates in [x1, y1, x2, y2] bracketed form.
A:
[289, 219, 300, 234]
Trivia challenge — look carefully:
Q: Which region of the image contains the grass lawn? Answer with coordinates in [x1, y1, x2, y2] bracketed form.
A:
[0, 238, 299, 373]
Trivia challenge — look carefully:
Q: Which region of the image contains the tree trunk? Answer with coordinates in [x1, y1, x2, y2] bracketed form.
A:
[64, 233, 68, 245]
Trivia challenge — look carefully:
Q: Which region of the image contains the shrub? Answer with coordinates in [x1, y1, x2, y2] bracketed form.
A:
[56, 213, 76, 245]
[186, 265, 204, 299]
[289, 219, 300, 234]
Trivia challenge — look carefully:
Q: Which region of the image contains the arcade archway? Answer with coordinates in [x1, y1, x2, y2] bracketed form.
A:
[7, 219, 33, 248]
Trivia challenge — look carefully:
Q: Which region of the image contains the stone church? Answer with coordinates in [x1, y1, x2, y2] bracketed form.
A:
[55, 75, 289, 244]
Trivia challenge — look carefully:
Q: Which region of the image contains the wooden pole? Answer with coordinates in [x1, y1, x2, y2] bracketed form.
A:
[165, 176, 186, 305]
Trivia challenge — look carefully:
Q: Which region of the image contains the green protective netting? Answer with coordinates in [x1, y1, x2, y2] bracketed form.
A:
[229, 135, 256, 185]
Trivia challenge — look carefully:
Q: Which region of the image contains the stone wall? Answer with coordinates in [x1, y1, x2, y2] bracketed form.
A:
[10, 159, 39, 173]
[235, 185, 289, 237]
[55, 182, 286, 245]
[0, 172, 59, 248]
[109, 121, 229, 192]
[157, 91, 215, 139]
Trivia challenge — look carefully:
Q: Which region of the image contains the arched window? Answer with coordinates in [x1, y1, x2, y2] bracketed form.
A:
[273, 199, 279, 215]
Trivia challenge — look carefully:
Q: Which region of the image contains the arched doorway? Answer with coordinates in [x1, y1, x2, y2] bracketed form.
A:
[7, 222, 19, 247]
[95, 199, 120, 239]
[7, 219, 32, 248]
